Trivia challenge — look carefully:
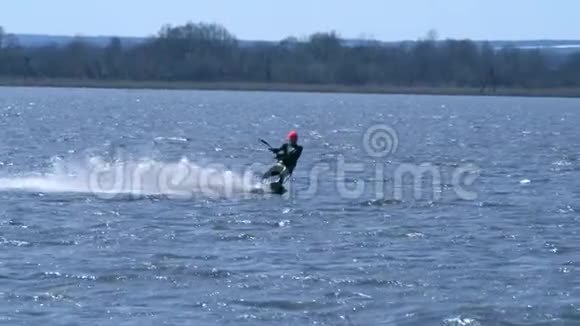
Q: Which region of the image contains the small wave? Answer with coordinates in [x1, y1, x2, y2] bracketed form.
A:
[191, 267, 232, 279]
[477, 201, 519, 208]
[42, 271, 97, 281]
[3, 291, 75, 303]
[553, 160, 573, 167]
[40, 239, 79, 246]
[443, 316, 481, 326]
[491, 190, 512, 195]
[324, 290, 374, 300]
[342, 278, 406, 288]
[153, 136, 189, 143]
[0, 219, 29, 228]
[219, 233, 256, 242]
[362, 199, 403, 206]
[231, 299, 322, 311]
[150, 253, 194, 260]
[0, 238, 31, 247]
[95, 273, 140, 283]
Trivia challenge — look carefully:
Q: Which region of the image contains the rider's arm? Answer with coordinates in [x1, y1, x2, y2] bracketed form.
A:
[270, 144, 287, 154]
[295, 146, 303, 159]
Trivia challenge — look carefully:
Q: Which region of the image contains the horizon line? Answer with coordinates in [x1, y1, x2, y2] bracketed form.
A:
[10, 32, 580, 44]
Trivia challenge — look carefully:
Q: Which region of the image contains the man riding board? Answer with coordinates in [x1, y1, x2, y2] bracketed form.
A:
[263, 131, 303, 184]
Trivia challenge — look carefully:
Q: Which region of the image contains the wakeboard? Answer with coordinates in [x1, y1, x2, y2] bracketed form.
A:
[269, 181, 287, 195]
[249, 180, 287, 195]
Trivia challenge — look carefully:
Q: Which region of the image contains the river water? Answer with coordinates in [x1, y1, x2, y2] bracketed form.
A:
[0, 87, 579, 325]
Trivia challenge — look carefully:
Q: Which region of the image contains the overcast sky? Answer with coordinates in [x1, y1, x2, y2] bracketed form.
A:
[1, 0, 578, 41]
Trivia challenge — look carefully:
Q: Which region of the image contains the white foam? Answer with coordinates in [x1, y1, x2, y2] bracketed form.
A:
[153, 136, 189, 143]
[0, 156, 265, 199]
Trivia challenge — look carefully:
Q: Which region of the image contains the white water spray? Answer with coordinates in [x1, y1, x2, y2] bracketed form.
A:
[0, 156, 267, 199]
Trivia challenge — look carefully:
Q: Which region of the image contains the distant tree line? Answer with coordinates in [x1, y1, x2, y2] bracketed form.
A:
[1, 22, 580, 89]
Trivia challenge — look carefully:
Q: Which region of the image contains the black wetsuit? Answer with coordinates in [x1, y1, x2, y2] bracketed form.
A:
[271, 143, 303, 174]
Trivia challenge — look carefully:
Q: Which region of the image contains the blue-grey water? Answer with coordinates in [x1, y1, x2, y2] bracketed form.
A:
[0, 87, 579, 325]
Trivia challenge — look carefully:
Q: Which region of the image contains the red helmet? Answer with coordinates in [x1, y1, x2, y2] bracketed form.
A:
[288, 131, 298, 142]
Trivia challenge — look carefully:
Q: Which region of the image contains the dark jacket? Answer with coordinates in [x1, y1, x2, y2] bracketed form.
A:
[271, 143, 303, 173]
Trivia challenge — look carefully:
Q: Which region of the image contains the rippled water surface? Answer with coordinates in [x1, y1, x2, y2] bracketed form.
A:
[1, 87, 579, 325]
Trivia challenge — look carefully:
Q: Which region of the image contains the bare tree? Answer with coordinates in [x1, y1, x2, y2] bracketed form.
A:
[0, 26, 5, 49]
[0, 21, 579, 89]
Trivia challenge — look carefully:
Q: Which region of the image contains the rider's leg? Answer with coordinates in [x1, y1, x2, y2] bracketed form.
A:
[263, 163, 284, 179]
[278, 166, 289, 184]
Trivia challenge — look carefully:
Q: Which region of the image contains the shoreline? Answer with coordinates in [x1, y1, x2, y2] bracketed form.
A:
[1, 78, 580, 98]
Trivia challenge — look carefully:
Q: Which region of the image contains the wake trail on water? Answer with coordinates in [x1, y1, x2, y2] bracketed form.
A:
[0, 156, 267, 199]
